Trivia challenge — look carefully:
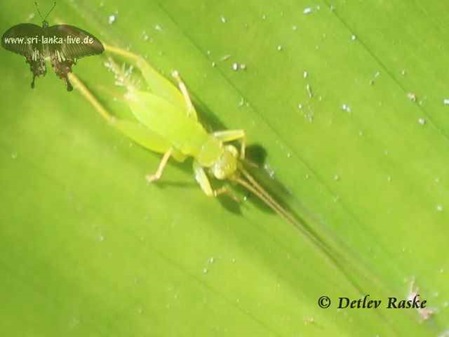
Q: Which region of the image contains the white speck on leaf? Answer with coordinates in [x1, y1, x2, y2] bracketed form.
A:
[306, 83, 313, 98]
[141, 31, 150, 41]
[231, 63, 246, 71]
[108, 14, 117, 24]
[370, 71, 380, 85]
[341, 104, 351, 112]
[264, 163, 275, 179]
[303, 7, 313, 14]
[407, 92, 417, 102]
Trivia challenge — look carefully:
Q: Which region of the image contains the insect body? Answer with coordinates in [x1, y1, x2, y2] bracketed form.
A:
[1, 3, 104, 91]
[69, 45, 300, 223]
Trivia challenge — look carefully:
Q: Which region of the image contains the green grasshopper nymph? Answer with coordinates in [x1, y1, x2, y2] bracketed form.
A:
[68, 45, 299, 226]
[69, 46, 369, 293]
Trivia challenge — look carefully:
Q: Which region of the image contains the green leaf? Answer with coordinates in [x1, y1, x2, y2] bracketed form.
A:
[1, 1, 448, 336]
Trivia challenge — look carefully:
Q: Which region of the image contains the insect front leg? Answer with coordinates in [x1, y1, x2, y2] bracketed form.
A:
[193, 161, 239, 201]
[212, 130, 246, 159]
[146, 148, 173, 183]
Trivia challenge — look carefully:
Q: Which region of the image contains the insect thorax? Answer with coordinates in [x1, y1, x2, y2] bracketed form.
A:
[195, 136, 223, 167]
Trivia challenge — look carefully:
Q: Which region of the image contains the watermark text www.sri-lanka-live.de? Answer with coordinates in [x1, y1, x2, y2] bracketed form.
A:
[3, 34, 97, 45]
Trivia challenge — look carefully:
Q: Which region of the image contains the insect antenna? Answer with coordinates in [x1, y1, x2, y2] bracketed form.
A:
[235, 166, 301, 231]
[35, 1, 56, 22]
[235, 166, 367, 293]
[236, 165, 338, 255]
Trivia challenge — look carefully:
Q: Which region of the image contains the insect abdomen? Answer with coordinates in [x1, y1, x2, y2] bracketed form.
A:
[126, 90, 220, 161]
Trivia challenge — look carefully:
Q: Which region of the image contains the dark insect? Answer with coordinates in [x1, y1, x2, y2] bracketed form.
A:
[1, 2, 104, 91]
